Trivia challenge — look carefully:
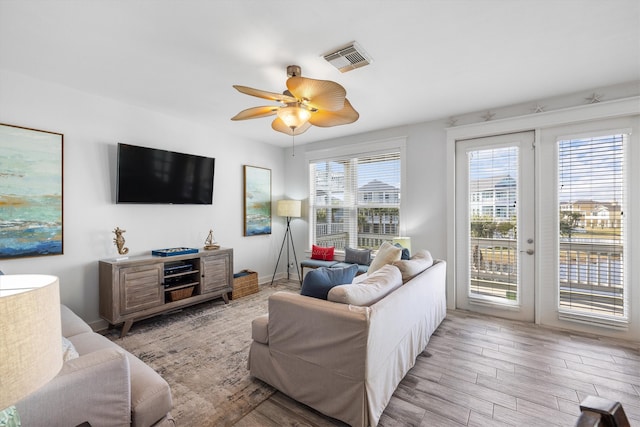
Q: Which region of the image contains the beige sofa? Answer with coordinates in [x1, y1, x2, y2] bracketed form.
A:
[249, 258, 447, 427]
[15, 305, 174, 427]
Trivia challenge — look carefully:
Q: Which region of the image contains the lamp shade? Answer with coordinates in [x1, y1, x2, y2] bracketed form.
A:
[277, 105, 311, 129]
[392, 236, 412, 252]
[0, 275, 62, 408]
[276, 199, 301, 218]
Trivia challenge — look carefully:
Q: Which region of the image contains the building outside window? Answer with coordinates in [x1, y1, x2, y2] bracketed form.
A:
[309, 149, 401, 251]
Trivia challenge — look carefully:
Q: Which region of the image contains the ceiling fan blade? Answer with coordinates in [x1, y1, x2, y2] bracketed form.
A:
[308, 98, 359, 127]
[233, 85, 297, 103]
[271, 117, 312, 136]
[286, 76, 346, 111]
[231, 106, 279, 121]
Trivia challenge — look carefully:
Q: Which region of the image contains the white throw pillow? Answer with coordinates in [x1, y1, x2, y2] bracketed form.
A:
[328, 264, 403, 306]
[367, 241, 402, 274]
[393, 249, 434, 282]
[62, 336, 79, 361]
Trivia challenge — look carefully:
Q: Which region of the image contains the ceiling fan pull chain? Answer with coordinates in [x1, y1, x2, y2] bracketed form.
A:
[291, 131, 295, 157]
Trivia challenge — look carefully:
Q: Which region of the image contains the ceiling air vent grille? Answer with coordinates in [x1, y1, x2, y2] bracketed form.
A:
[323, 42, 372, 73]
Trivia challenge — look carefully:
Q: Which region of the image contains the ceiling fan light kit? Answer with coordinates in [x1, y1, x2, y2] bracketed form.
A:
[231, 64, 359, 147]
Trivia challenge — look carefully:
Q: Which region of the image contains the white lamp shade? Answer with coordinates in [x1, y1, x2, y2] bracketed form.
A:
[0, 275, 62, 408]
[276, 199, 301, 218]
[392, 236, 412, 252]
[277, 105, 311, 129]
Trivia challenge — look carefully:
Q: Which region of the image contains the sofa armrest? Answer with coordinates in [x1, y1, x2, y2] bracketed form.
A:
[15, 347, 131, 427]
[267, 292, 371, 378]
[252, 313, 269, 344]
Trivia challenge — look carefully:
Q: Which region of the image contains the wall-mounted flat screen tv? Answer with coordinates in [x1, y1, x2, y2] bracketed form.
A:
[116, 143, 215, 204]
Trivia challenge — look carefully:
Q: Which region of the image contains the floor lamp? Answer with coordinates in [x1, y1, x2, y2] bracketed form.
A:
[270, 199, 301, 286]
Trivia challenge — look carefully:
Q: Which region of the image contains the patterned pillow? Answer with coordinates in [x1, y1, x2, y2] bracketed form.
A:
[344, 247, 371, 265]
[311, 245, 335, 261]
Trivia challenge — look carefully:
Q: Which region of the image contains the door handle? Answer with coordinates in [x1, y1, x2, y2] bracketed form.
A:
[519, 249, 534, 255]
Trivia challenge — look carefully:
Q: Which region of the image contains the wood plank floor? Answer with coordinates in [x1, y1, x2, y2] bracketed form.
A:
[235, 307, 640, 427]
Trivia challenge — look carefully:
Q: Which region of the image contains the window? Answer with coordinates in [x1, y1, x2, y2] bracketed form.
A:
[309, 149, 401, 250]
[558, 134, 627, 320]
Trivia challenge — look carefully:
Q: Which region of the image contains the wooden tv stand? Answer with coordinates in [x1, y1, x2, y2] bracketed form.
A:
[99, 248, 233, 336]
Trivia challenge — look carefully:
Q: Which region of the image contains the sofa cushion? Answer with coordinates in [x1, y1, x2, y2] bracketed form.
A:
[311, 245, 335, 261]
[344, 247, 371, 265]
[368, 241, 402, 274]
[393, 249, 434, 282]
[332, 262, 369, 275]
[328, 264, 403, 306]
[301, 259, 339, 269]
[301, 264, 358, 300]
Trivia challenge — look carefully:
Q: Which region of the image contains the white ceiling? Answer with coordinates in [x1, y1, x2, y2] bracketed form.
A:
[1, 0, 639, 147]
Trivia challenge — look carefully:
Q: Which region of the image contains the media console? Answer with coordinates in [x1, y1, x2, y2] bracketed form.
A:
[99, 247, 233, 336]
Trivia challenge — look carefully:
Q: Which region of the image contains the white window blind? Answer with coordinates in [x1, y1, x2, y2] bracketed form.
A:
[557, 134, 627, 320]
[309, 150, 401, 250]
[467, 146, 519, 302]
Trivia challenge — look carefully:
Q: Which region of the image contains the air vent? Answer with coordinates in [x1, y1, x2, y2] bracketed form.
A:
[323, 42, 372, 73]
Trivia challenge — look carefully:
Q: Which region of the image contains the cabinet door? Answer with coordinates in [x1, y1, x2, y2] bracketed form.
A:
[119, 264, 163, 314]
[201, 253, 231, 294]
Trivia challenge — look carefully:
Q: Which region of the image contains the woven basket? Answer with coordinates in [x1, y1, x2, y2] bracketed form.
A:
[232, 270, 258, 299]
[167, 286, 195, 302]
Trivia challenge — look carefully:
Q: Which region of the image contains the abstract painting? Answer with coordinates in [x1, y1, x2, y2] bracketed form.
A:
[0, 123, 63, 258]
[243, 165, 271, 236]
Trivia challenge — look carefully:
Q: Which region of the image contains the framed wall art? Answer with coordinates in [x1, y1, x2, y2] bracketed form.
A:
[243, 165, 271, 236]
[0, 123, 63, 258]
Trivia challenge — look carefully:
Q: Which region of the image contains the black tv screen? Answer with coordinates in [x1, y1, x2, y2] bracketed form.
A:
[116, 143, 215, 204]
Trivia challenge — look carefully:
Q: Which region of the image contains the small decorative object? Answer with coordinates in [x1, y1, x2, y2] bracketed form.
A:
[481, 110, 496, 121]
[113, 227, 129, 255]
[204, 229, 219, 250]
[532, 103, 546, 113]
[243, 165, 272, 236]
[585, 92, 603, 104]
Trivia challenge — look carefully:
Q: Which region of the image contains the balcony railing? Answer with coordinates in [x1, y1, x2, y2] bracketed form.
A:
[470, 238, 624, 316]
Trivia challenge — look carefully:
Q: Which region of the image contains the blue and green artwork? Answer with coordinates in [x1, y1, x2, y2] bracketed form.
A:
[244, 165, 271, 236]
[0, 124, 63, 258]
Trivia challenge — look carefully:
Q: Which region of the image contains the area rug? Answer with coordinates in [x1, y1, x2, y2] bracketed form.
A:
[104, 281, 298, 426]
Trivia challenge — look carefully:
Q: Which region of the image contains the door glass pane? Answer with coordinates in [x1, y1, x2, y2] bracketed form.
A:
[468, 147, 519, 302]
[558, 134, 626, 318]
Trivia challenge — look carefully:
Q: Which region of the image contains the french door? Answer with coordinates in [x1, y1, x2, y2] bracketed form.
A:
[453, 117, 638, 339]
[455, 132, 535, 322]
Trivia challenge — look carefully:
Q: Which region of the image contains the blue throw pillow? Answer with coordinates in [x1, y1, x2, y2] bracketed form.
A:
[300, 264, 358, 300]
[393, 243, 411, 260]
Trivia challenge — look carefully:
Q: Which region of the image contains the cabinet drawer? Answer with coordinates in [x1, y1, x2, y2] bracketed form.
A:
[119, 264, 163, 314]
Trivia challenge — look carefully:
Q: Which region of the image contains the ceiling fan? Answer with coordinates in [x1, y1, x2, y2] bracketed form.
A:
[231, 65, 359, 136]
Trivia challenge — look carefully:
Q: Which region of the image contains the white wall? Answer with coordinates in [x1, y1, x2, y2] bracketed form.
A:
[0, 70, 287, 325]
